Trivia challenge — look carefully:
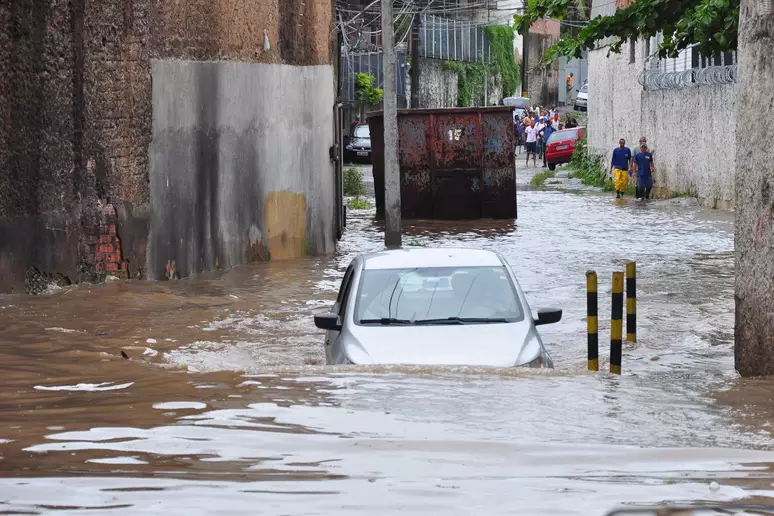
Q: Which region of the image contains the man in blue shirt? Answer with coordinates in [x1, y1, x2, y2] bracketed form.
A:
[609, 139, 633, 198]
[633, 143, 655, 200]
[540, 119, 556, 168]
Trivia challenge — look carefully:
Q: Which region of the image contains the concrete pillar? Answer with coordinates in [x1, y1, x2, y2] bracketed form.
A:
[381, 0, 401, 248]
[735, 0, 774, 376]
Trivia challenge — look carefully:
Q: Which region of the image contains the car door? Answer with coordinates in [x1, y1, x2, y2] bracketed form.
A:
[326, 263, 355, 364]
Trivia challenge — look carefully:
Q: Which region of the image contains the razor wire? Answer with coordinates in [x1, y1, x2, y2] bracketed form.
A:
[637, 65, 738, 91]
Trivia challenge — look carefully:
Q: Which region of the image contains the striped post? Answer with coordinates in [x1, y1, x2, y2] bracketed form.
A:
[586, 271, 599, 371]
[626, 262, 637, 343]
[610, 272, 624, 375]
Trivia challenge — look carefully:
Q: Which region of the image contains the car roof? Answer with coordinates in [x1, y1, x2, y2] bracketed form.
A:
[553, 127, 583, 134]
[361, 247, 504, 270]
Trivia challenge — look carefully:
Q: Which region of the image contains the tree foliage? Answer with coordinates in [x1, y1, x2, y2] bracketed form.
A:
[355, 73, 384, 105]
[514, 0, 739, 63]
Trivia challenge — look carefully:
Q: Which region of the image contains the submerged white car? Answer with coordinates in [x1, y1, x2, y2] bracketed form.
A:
[313, 248, 561, 368]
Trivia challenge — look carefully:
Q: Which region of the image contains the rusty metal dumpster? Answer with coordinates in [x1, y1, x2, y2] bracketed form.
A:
[368, 106, 516, 220]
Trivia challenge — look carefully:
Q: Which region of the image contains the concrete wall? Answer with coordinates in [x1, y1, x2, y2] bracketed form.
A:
[407, 57, 504, 108]
[148, 61, 336, 280]
[525, 20, 560, 106]
[558, 53, 588, 106]
[587, 39, 736, 208]
[409, 58, 459, 108]
[734, 0, 774, 376]
[0, 0, 337, 292]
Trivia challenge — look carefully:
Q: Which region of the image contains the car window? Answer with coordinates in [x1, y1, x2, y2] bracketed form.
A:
[354, 125, 370, 138]
[353, 266, 524, 324]
[547, 130, 578, 144]
[337, 264, 355, 313]
[580, 84, 588, 94]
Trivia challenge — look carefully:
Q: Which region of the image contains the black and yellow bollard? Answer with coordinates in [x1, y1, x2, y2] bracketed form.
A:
[586, 271, 599, 371]
[626, 262, 636, 343]
[610, 272, 624, 375]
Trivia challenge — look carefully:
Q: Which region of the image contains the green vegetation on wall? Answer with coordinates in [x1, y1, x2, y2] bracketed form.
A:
[442, 61, 496, 108]
[442, 25, 519, 107]
[485, 25, 520, 98]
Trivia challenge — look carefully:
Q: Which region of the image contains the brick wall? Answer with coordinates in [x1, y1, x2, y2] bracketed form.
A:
[0, 0, 335, 293]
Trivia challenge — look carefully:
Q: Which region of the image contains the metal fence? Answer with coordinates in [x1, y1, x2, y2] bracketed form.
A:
[638, 41, 738, 91]
[420, 14, 493, 63]
[339, 50, 408, 106]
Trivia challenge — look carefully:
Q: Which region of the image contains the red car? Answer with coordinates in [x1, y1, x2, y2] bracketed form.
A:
[545, 127, 585, 171]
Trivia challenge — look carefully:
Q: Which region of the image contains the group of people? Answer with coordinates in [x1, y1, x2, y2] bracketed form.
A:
[514, 106, 579, 169]
[610, 137, 655, 200]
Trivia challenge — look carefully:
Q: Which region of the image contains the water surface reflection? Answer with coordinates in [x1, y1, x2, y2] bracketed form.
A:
[0, 166, 768, 514]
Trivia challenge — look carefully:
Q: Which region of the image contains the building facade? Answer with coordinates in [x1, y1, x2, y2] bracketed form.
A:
[0, 0, 338, 292]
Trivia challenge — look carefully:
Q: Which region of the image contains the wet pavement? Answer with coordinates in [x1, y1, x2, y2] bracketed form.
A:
[1, 164, 771, 515]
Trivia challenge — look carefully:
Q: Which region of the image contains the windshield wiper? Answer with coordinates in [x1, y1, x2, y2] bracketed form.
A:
[415, 317, 510, 325]
[360, 318, 414, 325]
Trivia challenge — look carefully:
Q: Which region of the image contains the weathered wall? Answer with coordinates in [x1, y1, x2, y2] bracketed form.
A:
[147, 61, 336, 280]
[410, 58, 459, 108]
[406, 57, 503, 108]
[525, 31, 560, 106]
[0, 0, 336, 292]
[0, 0, 83, 292]
[587, 40, 736, 208]
[734, 0, 774, 376]
[82, 0, 153, 281]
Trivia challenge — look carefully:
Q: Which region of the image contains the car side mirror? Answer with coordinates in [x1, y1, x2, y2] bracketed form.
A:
[535, 308, 562, 326]
[314, 312, 342, 331]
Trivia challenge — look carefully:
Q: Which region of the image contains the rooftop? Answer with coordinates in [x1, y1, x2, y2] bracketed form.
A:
[362, 247, 504, 270]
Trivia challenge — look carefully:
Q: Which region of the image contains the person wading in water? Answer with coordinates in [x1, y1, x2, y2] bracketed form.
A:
[609, 138, 633, 199]
[634, 143, 655, 200]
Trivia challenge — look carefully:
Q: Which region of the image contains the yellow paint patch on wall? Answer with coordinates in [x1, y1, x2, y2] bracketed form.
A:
[264, 190, 307, 260]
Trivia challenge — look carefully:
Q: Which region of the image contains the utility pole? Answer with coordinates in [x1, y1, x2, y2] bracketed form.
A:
[410, 13, 421, 109]
[381, 0, 402, 248]
[521, 31, 529, 97]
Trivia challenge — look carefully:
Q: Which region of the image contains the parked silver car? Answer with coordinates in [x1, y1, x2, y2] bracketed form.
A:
[314, 248, 561, 368]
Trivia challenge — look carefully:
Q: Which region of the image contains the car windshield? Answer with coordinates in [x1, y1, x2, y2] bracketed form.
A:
[580, 84, 588, 94]
[354, 125, 370, 138]
[547, 129, 580, 143]
[354, 266, 525, 325]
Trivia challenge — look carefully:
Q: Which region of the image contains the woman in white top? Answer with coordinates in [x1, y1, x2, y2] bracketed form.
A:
[524, 120, 539, 168]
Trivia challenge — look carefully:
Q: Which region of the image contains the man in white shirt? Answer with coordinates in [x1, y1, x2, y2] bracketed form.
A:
[524, 120, 539, 168]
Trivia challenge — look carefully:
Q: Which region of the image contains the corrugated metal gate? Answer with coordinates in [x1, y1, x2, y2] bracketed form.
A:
[369, 106, 516, 220]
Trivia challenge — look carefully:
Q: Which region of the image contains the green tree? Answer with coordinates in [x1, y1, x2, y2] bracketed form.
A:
[514, 0, 739, 63]
[354, 72, 384, 120]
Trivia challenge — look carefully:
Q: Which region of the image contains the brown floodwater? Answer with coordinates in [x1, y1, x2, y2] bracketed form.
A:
[1, 166, 773, 515]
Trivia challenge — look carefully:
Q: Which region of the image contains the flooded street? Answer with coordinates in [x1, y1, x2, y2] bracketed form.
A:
[2, 164, 772, 515]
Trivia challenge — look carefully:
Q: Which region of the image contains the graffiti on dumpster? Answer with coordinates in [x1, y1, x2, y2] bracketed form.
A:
[370, 107, 517, 220]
